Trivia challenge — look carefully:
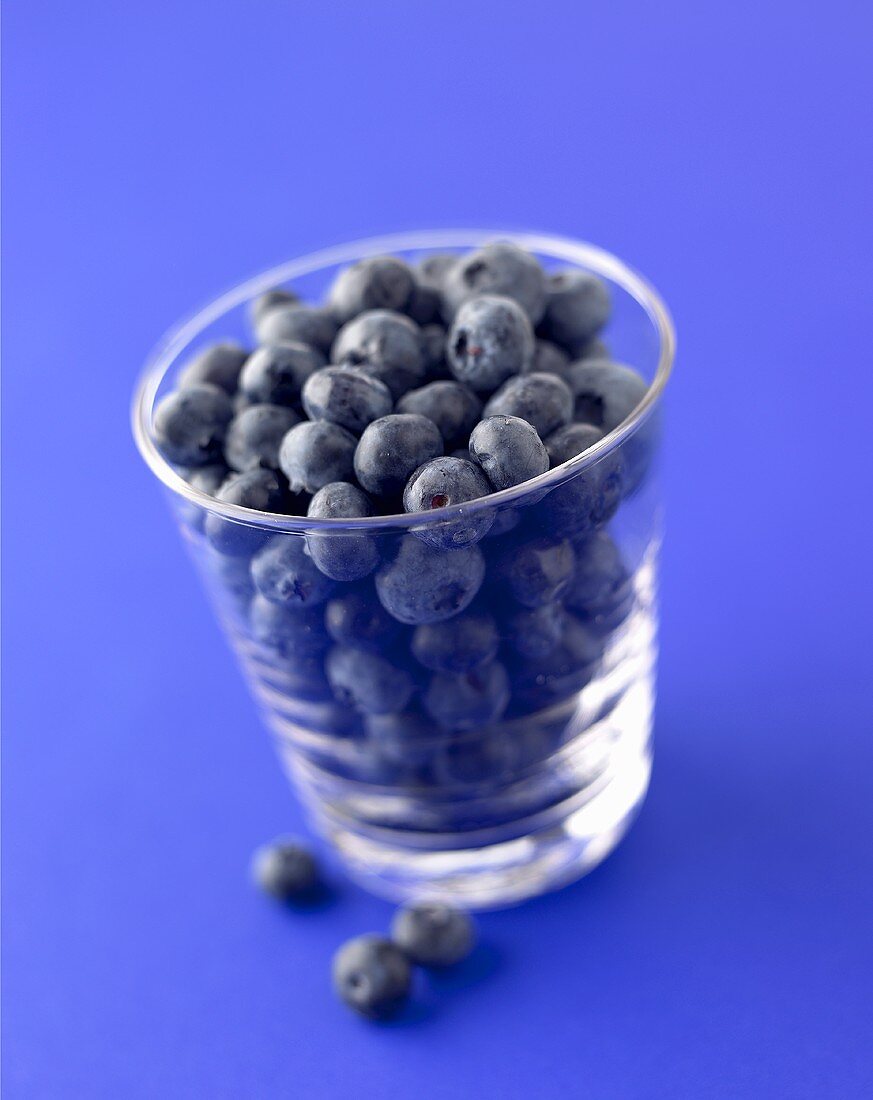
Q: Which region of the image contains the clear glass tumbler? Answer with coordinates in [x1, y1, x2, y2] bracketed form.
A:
[133, 230, 675, 907]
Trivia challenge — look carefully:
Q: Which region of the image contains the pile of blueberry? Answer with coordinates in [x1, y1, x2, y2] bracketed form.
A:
[153, 242, 652, 793]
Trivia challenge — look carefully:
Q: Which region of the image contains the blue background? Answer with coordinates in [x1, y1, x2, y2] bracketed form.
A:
[3, 2, 872, 1096]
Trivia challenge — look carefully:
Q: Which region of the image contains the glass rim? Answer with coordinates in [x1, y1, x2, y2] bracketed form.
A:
[132, 229, 676, 533]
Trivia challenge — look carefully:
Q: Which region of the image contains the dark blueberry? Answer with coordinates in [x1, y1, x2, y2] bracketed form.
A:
[251, 837, 319, 900]
[175, 463, 229, 531]
[224, 404, 300, 472]
[494, 534, 575, 608]
[509, 614, 603, 710]
[251, 535, 336, 608]
[417, 252, 458, 289]
[565, 531, 631, 617]
[178, 342, 248, 394]
[396, 381, 482, 449]
[428, 729, 518, 788]
[423, 660, 510, 731]
[375, 537, 485, 625]
[419, 323, 451, 380]
[403, 457, 494, 549]
[484, 372, 574, 438]
[332, 934, 412, 1020]
[154, 383, 233, 466]
[301, 367, 393, 436]
[203, 545, 255, 611]
[306, 482, 379, 581]
[279, 421, 357, 495]
[391, 902, 476, 967]
[405, 279, 441, 325]
[250, 594, 331, 658]
[541, 423, 624, 534]
[577, 337, 610, 360]
[354, 414, 443, 499]
[204, 469, 284, 556]
[540, 270, 611, 353]
[502, 601, 566, 659]
[332, 310, 426, 399]
[529, 339, 571, 378]
[326, 646, 415, 715]
[468, 415, 548, 490]
[238, 342, 326, 407]
[324, 588, 403, 651]
[411, 609, 499, 673]
[483, 507, 521, 538]
[329, 256, 415, 322]
[272, 652, 335, 703]
[447, 295, 535, 393]
[254, 304, 338, 354]
[249, 288, 300, 327]
[442, 242, 547, 324]
[566, 359, 648, 432]
[366, 707, 441, 772]
[545, 422, 603, 466]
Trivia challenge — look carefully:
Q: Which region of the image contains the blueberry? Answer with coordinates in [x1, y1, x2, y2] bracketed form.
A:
[541, 422, 624, 533]
[405, 279, 441, 326]
[306, 482, 379, 581]
[403, 457, 494, 549]
[468, 415, 548, 490]
[484, 372, 574, 438]
[178, 342, 248, 394]
[577, 337, 610, 360]
[417, 252, 458, 289]
[271, 653, 334, 703]
[238, 342, 326, 407]
[249, 288, 299, 327]
[279, 421, 357, 495]
[419, 323, 451, 380]
[442, 242, 547, 324]
[565, 531, 631, 617]
[251, 535, 336, 608]
[332, 934, 412, 1019]
[301, 367, 393, 435]
[391, 902, 476, 967]
[529, 339, 571, 378]
[423, 660, 510, 731]
[176, 462, 229, 530]
[447, 295, 535, 393]
[375, 537, 485, 625]
[254, 304, 338, 354]
[332, 310, 426, 399]
[326, 647, 415, 715]
[330, 256, 415, 322]
[252, 837, 319, 900]
[502, 601, 566, 659]
[366, 707, 441, 772]
[428, 729, 518, 788]
[510, 615, 603, 710]
[354, 414, 443, 499]
[396, 381, 482, 449]
[154, 383, 233, 466]
[202, 545, 255, 611]
[544, 422, 604, 466]
[411, 609, 499, 673]
[539, 270, 611, 353]
[494, 534, 575, 608]
[204, 469, 285, 556]
[566, 359, 648, 431]
[324, 588, 403, 651]
[224, 404, 300, 472]
[250, 594, 331, 658]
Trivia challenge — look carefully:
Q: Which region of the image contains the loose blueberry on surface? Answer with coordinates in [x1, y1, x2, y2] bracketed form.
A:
[178, 342, 249, 394]
[354, 414, 443, 499]
[540, 269, 611, 353]
[494, 534, 576, 608]
[442, 242, 547, 324]
[447, 295, 535, 393]
[251, 535, 336, 608]
[324, 588, 403, 651]
[329, 256, 415, 322]
[252, 837, 319, 900]
[375, 537, 486, 625]
[396, 381, 482, 449]
[484, 371, 574, 438]
[423, 660, 510, 731]
[502, 601, 567, 659]
[306, 481, 380, 582]
[468, 415, 549, 490]
[402, 457, 494, 548]
[204, 469, 285, 557]
[224, 404, 300, 472]
[279, 420, 357, 495]
[332, 310, 426, 399]
[250, 593, 331, 658]
[154, 383, 234, 467]
[301, 367, 393, 435]
[391, 902, 476, 967]
[238, 342, 326, 407]
[332, 934, 412, 1020]
[411, 609, 499, 673]
[249, 288, 300, 327]
[254, 304, 339, 354]
[326, 646, 416, 715]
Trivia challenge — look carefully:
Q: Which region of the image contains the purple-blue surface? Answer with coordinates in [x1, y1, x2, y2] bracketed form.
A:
[3, 2, 872, 1095]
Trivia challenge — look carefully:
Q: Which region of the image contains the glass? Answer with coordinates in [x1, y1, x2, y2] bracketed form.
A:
[132, 230, 675, 907]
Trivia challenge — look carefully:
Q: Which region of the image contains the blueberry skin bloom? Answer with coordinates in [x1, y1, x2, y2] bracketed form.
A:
[403, 457, 494, 549]
[468, 415, 549, 491]
[529, 339, 571, 378]
[332, 934, 412, 1020]
[539, 269, 611, 353]
[502, 601, 566, 659]
[254, 303, 338, 355]
[329, 256, 415, 323]
[484, 371, 574, 438]
[423, 660, 511, 731]
[375, 537, 486, 625]
[396, 381, 482, 449]
[442, 242, 547, 324]
[178, 342, 249, 395]
[251, 837, 319, 900]
[494, 535, 576, 608]
[279, 421, 357, 495]
[565, 531, 631, 617]
[238, 342, 326, 407]
[391, 902, 476, 967]
[324, 588, 403, 652]
[326, 646, 415, 715]
[447, 295, 535, 393]
[332, 310, 426, 399]
[251, 536, 336, 608]
[249, 288, 299, 327]
[301, 367, 393, 435]
[224, 404, 300, 472]
[354, 414, 443, 499]
[249, 594, 331, 658]
[411, 609, 500, 673]
[306, 482, 379, 582]
[542, 422, 623, 534]
[204, 469, 286, 557]
[154, 383, 233, 467]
